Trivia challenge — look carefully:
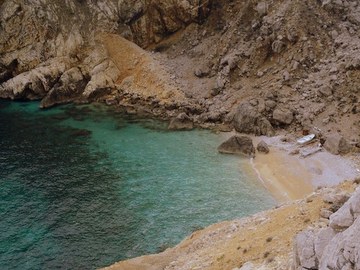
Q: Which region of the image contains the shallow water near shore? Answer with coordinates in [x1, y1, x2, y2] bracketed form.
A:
[0, 100, 275, 270]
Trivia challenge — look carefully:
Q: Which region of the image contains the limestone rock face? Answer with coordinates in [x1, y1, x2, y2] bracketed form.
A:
[218, 135, 255, 157]
[293, 187, 360, 270]
[118, 0, 212, 47]
[0, 58, 72, 100]
[0, 0, 210, 106]
[293, 230, 317, 269]
[40, 67, 90, 108]
[324, 133, 352, 155]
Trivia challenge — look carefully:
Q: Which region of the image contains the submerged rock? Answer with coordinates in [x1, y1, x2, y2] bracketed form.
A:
[168, 113, 194, 130]
[71, 129, 92, 137]
[218, 135, 255, 157]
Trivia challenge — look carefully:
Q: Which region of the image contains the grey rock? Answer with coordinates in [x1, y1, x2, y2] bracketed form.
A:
[194, 67, 210, 78]
[324, 133, 352, 155]
[255, 2, 268, 16]
[320, 217, 360, 270]
[330, 188, 360, 231]
[320, 208, 333, 219]
[40, 67, 89, 108]
[294, 188, 360, 270]
[0, 58, 71, 100]
[273, 106, 294, 125]
[233, 103, 260, 134]
[218, 136, 255, 157]
[272, 40, 286, 54]
[265, 100, 277, 110]
[318, 85, 333, 97]
[330, 203, 354, 231]
[323, 191, 350, 205]
[293, 230, 317, 269]
[314, 227, 336, 263]
[283, 70, 290, 82]
[257, 118, 275, 137]
[257, 140, 270, 154]
[233, 103, 274, 136]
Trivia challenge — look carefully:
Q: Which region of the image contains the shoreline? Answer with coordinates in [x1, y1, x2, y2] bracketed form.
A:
[244, 134, 360, 203]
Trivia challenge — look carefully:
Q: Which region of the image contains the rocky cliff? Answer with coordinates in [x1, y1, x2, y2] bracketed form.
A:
[0, 0, 210, 114]
[294, 185, 360, 270]
[1, 0, 359, 142]
[1, 1, 360, 269]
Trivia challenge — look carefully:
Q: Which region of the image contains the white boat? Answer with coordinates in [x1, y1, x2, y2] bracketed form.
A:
[297, 134, 316, 145]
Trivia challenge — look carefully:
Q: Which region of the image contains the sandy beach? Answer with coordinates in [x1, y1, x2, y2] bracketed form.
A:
[247, 135, 360, 203]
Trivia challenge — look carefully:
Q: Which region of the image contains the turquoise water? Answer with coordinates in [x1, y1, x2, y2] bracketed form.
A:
[0, 101, 275, 269]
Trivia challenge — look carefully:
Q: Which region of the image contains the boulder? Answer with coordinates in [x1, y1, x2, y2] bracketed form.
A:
[329, 187, 360, 231]
[233, 103, 274, 136]
[324, 133, 352, 155]
[318, 85, 333, 97]
[218, 136, 255, 157]
[293, 230, 317, 270]
[257, 118, 275, 136]
[273, 106, 293, 125]
[255, 2, 268, 16]
[320, 208, 333, 219]
[257, 140, 270, 154]
[168, 113, 194, 130]
[233, 103, 259, 134]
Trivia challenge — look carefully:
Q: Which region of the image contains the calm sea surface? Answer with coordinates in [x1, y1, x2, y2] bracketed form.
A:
[0, 100, 275, 269]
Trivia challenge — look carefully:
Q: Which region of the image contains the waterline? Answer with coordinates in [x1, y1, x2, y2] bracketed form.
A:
[0, 101, 275, 269]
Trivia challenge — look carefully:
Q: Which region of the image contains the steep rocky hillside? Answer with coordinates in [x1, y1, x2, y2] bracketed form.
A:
[1, 1, 360, 269]
[1, 0, 359, 142]
[0, 0, 209, 114]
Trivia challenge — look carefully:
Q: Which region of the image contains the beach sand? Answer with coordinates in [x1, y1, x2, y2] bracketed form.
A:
[248, 135, 360, 203]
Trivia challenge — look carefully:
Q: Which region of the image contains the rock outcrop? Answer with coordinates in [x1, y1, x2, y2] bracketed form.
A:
[293, 187, 360, 270]
[218, 135, 255, 157]
[1, 0, 360, 140]
[0, 0, 209, 109]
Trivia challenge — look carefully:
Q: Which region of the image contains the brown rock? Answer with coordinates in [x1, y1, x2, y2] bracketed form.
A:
[168, 113, 194, 130]
[218, 136, 255, 157]
[273, 106, 294, 125]
[257, 140, 270, 154]
[324, 133, 352, 155]
[233, 103, 274, 136]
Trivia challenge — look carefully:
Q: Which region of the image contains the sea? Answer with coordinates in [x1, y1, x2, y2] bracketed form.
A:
[0, 100, 275, 269]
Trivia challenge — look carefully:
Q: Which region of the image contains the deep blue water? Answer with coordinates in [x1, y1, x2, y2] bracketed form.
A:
[0, 100, 275, 269]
